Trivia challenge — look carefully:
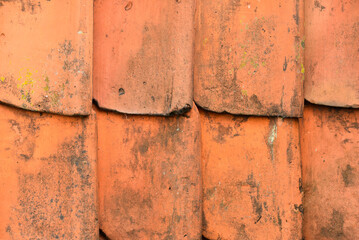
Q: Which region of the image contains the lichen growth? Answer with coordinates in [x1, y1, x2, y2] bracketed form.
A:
[43, 76, 50, 92]
[17, 69, 37, 104]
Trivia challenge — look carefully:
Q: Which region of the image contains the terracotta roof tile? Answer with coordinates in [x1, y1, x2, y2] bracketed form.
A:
[304, 0, 359, 107]
[200, 110, 302, 239]
[194, 0, 304, 117]
[1, 0, 358, 238]
[300, 104, 359, 239]
[93, 0, 194, 115]
[0, 0, 93, 115]
[0, 103, 97, 239]
[96, 105, 201, 239]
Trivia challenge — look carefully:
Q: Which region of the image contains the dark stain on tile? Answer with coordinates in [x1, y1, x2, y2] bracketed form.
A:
[342, 164, 355, 187]
[320, 209, 345, 239]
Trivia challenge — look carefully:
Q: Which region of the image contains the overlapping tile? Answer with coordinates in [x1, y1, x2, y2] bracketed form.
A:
[0, 0, 93, 115]
[94, 0, 195, 115]
[200, 110, 302, 240]
[0, 104, 97, 239]
[300, 105, 359, 239]
[96, 105, 201, 239]
[195, 0, 304, 117]
[305, 0, 359, 107]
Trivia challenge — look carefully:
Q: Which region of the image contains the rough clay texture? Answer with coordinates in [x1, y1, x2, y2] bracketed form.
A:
[94, 0, 194, 115]
[304, 0, 359, 108]
[195, 0, 304, 117]
[96, 105, 202, 239]
[1, 0, 358, 239]
[301, 105, 359, 240]
[200, 110, 303, 240]
[0, 104, 98, 239]
[0, 0, 93, 115]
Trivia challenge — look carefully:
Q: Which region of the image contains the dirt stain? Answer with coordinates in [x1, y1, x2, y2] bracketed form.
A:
[341, 164, 355, 187]
[320, 209, 345, 239]
[314, 0, 326, 11]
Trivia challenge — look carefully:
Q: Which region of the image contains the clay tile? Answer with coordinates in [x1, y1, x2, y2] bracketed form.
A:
[0, 0, 93, 115]
[195, 0, 305, 117]
[93, 0, 194, 115]
[96, 105, 201, 239]
[0, 103, 97, 239]
[305, 0, 359, 107]
[200, 110, 302, 239]
[300, 104, 359, 239]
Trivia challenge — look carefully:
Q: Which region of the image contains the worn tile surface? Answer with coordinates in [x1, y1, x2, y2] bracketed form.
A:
[1, 0, 358, 238]
[301, 105, 359, 240]
[0, 0, 93, 115]
[200, 110, 302, 240]
[94, 0, 195, 115]
[96, 105, 201, 239]
[305, 0, 359, 107]
[195, 0, 304, 117]
[0, 104, 97, 239]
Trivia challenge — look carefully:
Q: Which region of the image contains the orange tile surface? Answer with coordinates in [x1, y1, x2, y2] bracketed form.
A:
[0, 104, 98, 239]
[1, 0, 358, 238]
[0, 0, 93, 115]
[96, 105, 201, 239]
[305, 0, 359, 107]
[301, 105, 359, 240]
[195, 0, 304, 117]
[200, 110, 302, 240]
[93, 0, 195, 115]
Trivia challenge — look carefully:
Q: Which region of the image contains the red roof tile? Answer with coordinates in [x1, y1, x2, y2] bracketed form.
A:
[0, 0, 93, 115]
[304, 0, 359, 107]
[0, 103, 97, 239]
[200, 110, 302, 239]
[96, 105, 201, 239]
[93, 0, 194, 115]
[1, 0, 358, 238]
[194, 0, 304, 117]
[300, 104, 359, 239]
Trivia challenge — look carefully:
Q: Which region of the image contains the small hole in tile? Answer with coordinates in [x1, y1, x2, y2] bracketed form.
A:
[118, 88, 125, 96]
[125, 1, 132, 11]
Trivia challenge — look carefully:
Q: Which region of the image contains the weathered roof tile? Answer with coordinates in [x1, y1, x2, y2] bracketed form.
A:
[0, 0, 93, 115]
[201, 110, 302, 239]
[96, 105, 201, 239]
[0, 103, 97, 239]
[301, 104, 359, 239]
[93, 0, 195, 115]
[195, 0, 304, 117]
[304, 0, 359, 107]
